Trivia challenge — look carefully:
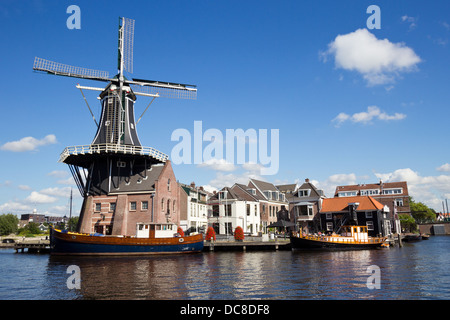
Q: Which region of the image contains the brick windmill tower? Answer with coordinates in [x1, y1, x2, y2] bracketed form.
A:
[33, 17, 197, 236]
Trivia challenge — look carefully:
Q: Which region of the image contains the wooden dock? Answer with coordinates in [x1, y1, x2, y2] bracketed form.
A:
[203, 240, 291, 252]
[13, 240, 50, 253]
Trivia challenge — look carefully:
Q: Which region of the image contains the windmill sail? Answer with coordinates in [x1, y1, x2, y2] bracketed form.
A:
[119, 17, 135, 74]
[130, 79, 197, 99]
[33, 57, 111, 82]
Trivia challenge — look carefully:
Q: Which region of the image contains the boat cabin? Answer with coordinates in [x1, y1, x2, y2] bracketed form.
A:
[136, 223, 179, 238]
[340, 226, 369, 242]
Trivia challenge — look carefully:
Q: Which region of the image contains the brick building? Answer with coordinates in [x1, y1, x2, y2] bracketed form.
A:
[77, 160, 180, 236]
[334, 180, 410, 234]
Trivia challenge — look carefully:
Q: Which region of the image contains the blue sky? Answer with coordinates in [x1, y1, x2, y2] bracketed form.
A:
[1, 0, 450, 217]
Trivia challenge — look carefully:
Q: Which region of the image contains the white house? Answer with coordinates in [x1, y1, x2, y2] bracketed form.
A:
[208, 185, 260, 236]
[179, 182, 209, 233]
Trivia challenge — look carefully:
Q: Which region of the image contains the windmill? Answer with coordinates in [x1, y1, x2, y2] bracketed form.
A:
[33, 17, 196, 197]
[33, 17, 196, 234]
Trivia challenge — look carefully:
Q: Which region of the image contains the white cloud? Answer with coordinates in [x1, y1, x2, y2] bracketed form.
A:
[0, 201, 32, 214]
[0, 134, 57, 152]
[206, 162, 266, 189]
[401, 15, 418, 30]
[322, 28, 421, 86]
[18, 185, 31, 191]
[311, 168, 449, 211]
[25, 191, 58, 204]
[313, 173, 358, 197]
[332, 106, 406, 127]
[374, 168, 450, 211]
[437, 163, 450, 172]
[197, 158, 236, 172]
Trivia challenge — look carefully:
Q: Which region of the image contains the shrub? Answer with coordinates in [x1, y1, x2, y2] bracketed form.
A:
[234, 226, 244, 241]
[205, 226, 216, 241]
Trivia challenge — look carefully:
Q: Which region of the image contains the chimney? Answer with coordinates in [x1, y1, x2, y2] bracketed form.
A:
[190, 181, 196, 188]
[305, 178, 310, 183]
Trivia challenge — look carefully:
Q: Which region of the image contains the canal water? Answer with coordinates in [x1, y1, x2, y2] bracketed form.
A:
[0, 236, 449, 300]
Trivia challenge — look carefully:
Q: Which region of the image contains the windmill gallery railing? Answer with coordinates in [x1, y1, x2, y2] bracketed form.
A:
[59, 143, 169, 163]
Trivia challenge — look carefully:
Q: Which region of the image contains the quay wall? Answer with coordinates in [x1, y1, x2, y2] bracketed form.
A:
[419, 223, 450, 235]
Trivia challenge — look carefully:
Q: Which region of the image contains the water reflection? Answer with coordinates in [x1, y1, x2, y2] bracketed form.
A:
[40, 237, 450, 300]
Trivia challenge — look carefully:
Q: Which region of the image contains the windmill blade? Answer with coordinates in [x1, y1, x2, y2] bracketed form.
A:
[121, 17, 135, 74]
[33, 57, 111, 82]
[129, 78, 197, 100]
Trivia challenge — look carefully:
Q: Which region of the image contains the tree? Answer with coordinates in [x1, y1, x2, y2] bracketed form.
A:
[409, 197, 436, 223]
[399, 214, 417, 233]
[0, 213, 19, 236]
[18, 222, 41, 236]
[67, 217, 79, 231]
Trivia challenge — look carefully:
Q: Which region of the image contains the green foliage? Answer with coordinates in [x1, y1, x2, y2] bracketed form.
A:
[67, 217, 79, 231]
[0, 213, 19, 236]
[18, 222, 41, 236]
[409, 197, 436, 223]
[399, 214, 417, 233]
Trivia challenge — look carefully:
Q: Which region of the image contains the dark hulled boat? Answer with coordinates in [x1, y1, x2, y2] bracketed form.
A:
[290, 226, 386, 250]
[50, 223, 204, 255]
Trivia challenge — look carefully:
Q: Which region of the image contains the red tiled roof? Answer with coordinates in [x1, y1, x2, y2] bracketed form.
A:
[321, 196, 384, 213]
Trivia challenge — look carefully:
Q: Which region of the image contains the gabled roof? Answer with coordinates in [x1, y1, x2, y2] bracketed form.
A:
[321, 196, 384, 213]
[297, 181, 324, 198]
[248, 178, 281, 201]
[231, 183, 259, 202]
[276, 184, 297, 193]
[209, 186, 241, 201]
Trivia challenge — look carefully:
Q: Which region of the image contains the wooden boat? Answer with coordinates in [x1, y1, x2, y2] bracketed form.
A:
[290, 226, 386, 250]
[402, 233, 422, 242]
[421, 234, 430, 240]
[50, 223, 204, 255]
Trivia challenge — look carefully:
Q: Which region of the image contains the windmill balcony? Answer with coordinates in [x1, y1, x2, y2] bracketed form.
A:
[59, 143, 169, 163]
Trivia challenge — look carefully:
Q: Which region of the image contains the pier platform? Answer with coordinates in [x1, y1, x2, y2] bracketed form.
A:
[203, 240, 291, 252]
[13, 240, 50, 253]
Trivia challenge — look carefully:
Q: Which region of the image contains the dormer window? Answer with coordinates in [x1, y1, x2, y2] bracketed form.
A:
[263, 191, 272, 200]
[219, 191, 228, 200]
[382, 188, 402, 195]
[246, 188, 256, 195]
[298, 189, 310, 197]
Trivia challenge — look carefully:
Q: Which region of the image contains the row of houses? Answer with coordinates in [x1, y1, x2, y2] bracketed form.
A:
[180, 178, 411, 237]
[74, 160, 410, 238]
